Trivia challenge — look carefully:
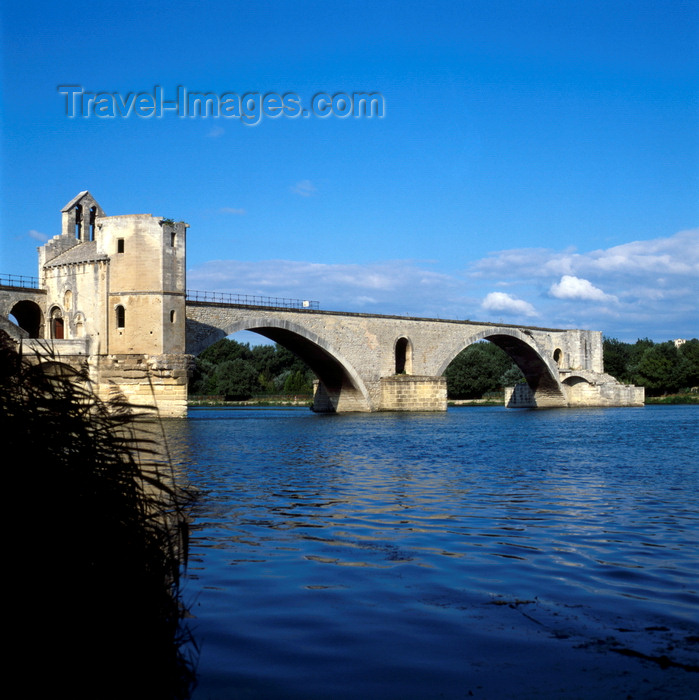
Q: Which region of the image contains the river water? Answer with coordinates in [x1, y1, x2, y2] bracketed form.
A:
[163, 406, 699, 699]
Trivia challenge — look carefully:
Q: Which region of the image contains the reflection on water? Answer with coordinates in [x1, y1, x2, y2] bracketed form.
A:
[164, 406, 699, 699]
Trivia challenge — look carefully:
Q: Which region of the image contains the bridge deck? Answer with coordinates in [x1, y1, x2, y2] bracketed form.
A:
[185, 299, 568, 333]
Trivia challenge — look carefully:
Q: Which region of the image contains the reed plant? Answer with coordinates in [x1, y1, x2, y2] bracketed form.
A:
[0, 331, 196, 699]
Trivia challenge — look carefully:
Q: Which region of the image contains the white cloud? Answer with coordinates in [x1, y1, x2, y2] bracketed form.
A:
[219, 207, 246, 215]
[481, 292, 538, 318]
[187, 258, 457, 314]
[466, 229, 698, 338]
[549, 275, 617, 302]
[206, 126, 225, 138]
[471, 229, 699, 281]
[290, 180, 317, 197]
[583, 230, 699, 276]
[28, 229, 48, 242]
[187, 229, 698, 341]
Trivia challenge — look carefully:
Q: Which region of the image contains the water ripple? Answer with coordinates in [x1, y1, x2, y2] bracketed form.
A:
[165, 406, 699, 698]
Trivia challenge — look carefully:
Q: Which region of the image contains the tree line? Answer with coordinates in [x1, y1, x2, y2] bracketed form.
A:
[603, 337, 699, 396]
[190, 336, 699, 401]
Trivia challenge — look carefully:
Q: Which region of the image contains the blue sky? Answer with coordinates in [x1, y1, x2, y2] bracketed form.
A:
[1, 0, 697, 342]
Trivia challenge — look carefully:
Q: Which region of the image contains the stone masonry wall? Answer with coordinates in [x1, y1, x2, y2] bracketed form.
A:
[95, 354, 193, 418]
[380, 376, 447, 411]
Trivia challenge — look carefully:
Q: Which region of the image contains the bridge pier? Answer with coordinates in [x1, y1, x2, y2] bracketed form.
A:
[312, 379, 371, 412]
[94, 353, 192, 417]
[504, 383, 567, 408]
[505, 376, 644, 408]
[379, 375, 447, 411]
[312, 375, 448, 413]
[17, 339, 193, 417]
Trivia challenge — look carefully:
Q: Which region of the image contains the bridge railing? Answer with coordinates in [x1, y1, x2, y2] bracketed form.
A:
[186, 289, 320, 310]
[0, 273, 40, 289]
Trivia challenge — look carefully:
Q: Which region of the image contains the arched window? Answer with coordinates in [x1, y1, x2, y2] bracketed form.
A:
[395, 337, 412, 374]
[50, 306, 64, 339]
[170, 309, 176, 323]
[553, 348, 563, 366]
[116, 305, 125, 329]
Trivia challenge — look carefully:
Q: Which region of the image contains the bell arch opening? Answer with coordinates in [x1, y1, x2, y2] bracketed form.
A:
[74, 204, 83, 240]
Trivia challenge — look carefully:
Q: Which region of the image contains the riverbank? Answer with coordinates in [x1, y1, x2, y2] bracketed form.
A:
[188, 395, 313, 408]
[645, 392, 699, 404]
[187, 394, 699, 409]
[188, 396, 502, 408]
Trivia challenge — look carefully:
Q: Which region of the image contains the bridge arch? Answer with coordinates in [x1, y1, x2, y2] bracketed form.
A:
[194, 316, 372, 412]
[560, 371, 606, 404]
[436, 327, 567, 406]
[9, 300, 44, 338]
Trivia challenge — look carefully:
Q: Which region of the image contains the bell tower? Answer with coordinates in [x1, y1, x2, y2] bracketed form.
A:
[38, 191, 192, 416]
[61, 191, 105, 241]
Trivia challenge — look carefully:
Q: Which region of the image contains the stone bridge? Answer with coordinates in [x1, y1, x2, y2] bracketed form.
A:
[0, 283, 644, 414]
[0, 190, 644, 416]
[0, 282, 46, 339]
[186, 300, 643, 412]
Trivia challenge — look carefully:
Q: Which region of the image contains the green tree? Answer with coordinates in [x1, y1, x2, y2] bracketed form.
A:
[626, 337, 655, 384]
[678, 339, 699, 388]
[189, 337, 317, 397]
[635, 342, 682, 395]
[283, 369, 313, 394]
[199, 337, 253, 364]
[500, 364, 525, 387]
[189, 357, 215, 394]
[445, 342, 520, 399]
[603, 337, 631, 381]
[211, 358, 259, 398]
